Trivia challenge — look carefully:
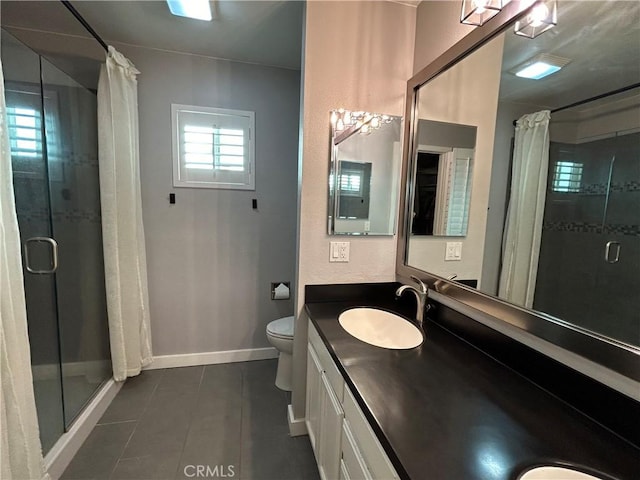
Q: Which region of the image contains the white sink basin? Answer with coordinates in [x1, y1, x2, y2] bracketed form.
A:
[519, 467, 604, 480]
[338, 308, 423, 349]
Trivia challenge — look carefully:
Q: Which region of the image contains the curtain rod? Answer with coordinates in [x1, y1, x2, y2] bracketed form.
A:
[512, 82, 640, 126]
[60, 0, 108, 52]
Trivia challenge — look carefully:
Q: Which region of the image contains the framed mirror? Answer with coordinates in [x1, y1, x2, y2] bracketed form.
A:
[328, 110, 402, 235]
[397, 0, 640, 385]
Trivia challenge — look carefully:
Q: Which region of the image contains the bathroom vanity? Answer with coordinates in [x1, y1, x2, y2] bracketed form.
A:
[304, 283, 639, 480]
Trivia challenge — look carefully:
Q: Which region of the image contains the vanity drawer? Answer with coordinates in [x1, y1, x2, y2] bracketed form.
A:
[341, 420, 372, 480]
[343, 387, 399, 480]
[309, 322, 344, 401]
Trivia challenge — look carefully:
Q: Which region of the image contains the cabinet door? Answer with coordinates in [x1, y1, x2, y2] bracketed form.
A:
[306, 343, 323, 455]
[318, 371, 344, 480]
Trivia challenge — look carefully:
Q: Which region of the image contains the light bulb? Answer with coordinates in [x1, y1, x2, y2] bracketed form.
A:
[361, 124, 370, 134]
[528, 2, 549, 28]
[344, 111, 352, 125]
[472, 0, 490, 15]
[330, 111, 338, 126]
[336, 119, 345, 130]
[370, 117, 381, 129]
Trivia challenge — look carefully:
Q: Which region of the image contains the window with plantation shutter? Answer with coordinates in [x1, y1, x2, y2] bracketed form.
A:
[172, 104, 255, 190]
[7, 106, 42, 159]
[552, 161, 583, 193]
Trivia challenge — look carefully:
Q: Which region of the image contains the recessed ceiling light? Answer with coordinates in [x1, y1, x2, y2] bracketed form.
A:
[166, 0, 212, 21]
[511, 53, 571, 80]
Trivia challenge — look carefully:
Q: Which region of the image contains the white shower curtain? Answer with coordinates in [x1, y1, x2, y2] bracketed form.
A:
[0, 60, 49, 480]
[499, 110, 551, 308]
[98, 46, 153, 381]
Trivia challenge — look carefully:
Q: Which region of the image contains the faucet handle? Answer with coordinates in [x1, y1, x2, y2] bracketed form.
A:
[410, 275, 428, 294]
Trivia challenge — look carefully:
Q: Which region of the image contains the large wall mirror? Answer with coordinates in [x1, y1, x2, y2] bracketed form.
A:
[328, 110, 402, 235]
[398, 0, 639, 383]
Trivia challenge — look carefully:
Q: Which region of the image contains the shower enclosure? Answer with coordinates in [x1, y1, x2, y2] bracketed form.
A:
[2, 30, 111, 453]
[535, 130, 640, 346]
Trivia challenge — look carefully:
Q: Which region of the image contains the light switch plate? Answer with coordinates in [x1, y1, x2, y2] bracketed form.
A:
[445, 242, 462, 261]
[330, 241, 350, 262]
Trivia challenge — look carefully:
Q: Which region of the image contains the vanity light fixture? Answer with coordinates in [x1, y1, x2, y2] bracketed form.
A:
[330, 109, 392, 136]
[511, 53, 571, 80]
[166, 0, 212, 21]
[460, 0, 507, 27]
[514, 0, 557, 38]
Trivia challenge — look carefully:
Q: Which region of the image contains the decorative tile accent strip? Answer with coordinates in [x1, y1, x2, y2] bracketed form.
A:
[548, 181, 640, 196]
[16, 208, 101, 224]
[543, 221, 640, 236]
[605, 224, 640, 236]
[52, 210, 102, 224]
[52, 150, 99, 167]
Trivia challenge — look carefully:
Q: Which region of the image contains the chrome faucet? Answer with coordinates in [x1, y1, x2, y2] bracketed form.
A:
[396, 276, 429, 328]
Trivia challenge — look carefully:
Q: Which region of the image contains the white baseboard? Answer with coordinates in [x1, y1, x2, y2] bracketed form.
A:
[45, 378, 123, 480]
[287, 404, 308, 437]
[144, 347, 279, 370]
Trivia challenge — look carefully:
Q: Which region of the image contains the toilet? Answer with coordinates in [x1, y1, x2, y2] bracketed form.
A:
[266, 316, 294, 391]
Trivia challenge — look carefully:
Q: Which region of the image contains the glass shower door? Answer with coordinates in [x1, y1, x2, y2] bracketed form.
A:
[40, 58, 112, 425]
[3, 31, 65, 454]
[592, 132, 640, 345]
[3, 28, 112, 453]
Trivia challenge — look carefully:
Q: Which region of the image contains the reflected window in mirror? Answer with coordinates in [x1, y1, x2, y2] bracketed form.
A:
[328, 109, 402, 236]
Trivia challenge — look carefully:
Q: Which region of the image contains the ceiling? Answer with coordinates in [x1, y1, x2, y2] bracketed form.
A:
[0, 0, 304, 70]
[498, 0, 640, 113]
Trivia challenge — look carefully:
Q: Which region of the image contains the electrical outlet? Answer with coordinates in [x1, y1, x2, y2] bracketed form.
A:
[330, 241, 350, 262]
[445, 242, 462, 261]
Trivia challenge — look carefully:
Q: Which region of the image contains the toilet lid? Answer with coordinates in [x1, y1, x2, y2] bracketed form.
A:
[267, 316, 294, 338]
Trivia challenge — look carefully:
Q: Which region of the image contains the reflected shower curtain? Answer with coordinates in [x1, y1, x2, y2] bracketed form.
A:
[0, 60, 49, 480]
[98, 47, 152, 381]
[499, 110, 551, 308]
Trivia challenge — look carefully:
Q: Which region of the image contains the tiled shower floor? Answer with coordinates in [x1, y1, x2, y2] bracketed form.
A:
[61, 360, 319, 480]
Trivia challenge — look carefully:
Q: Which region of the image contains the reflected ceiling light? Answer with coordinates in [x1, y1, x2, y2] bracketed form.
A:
[461, 0, 507, 27]
[514, 0, 557, 38]
[166, 0, 212, 21]
[511, 53, 571, 80]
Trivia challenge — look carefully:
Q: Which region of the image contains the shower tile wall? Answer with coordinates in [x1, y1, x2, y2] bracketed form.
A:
[535, 133, 640, 345]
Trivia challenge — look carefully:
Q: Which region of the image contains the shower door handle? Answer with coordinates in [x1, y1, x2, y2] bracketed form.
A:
[24, 237, 58, 274]
[604, 241, 620, 264]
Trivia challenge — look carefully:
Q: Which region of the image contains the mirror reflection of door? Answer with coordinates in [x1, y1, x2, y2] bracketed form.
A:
[412, 148, 474, 236]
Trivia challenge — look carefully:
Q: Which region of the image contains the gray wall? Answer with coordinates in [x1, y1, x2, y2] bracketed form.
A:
[118, 45, 301, 356]
[417, 119, 476, 149]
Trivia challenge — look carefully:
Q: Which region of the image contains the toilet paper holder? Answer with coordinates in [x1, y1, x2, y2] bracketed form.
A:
[271, 282, 290, 300]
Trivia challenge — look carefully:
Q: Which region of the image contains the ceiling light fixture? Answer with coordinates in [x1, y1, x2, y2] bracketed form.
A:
[460, 0, 507, 27]
[330, 109, 392, 136]
[514, 0, 557, 38]
[166, 0, 212, 21]
[511, 53, 571, 80]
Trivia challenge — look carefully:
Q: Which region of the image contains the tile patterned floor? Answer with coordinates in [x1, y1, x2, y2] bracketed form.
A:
[61, 360, 319, 480]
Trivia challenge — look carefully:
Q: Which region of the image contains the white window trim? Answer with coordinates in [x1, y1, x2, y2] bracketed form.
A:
[171, 104, 255, 190]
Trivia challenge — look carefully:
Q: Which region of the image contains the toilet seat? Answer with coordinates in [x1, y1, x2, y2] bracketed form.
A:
[267, 316, 294, 339]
